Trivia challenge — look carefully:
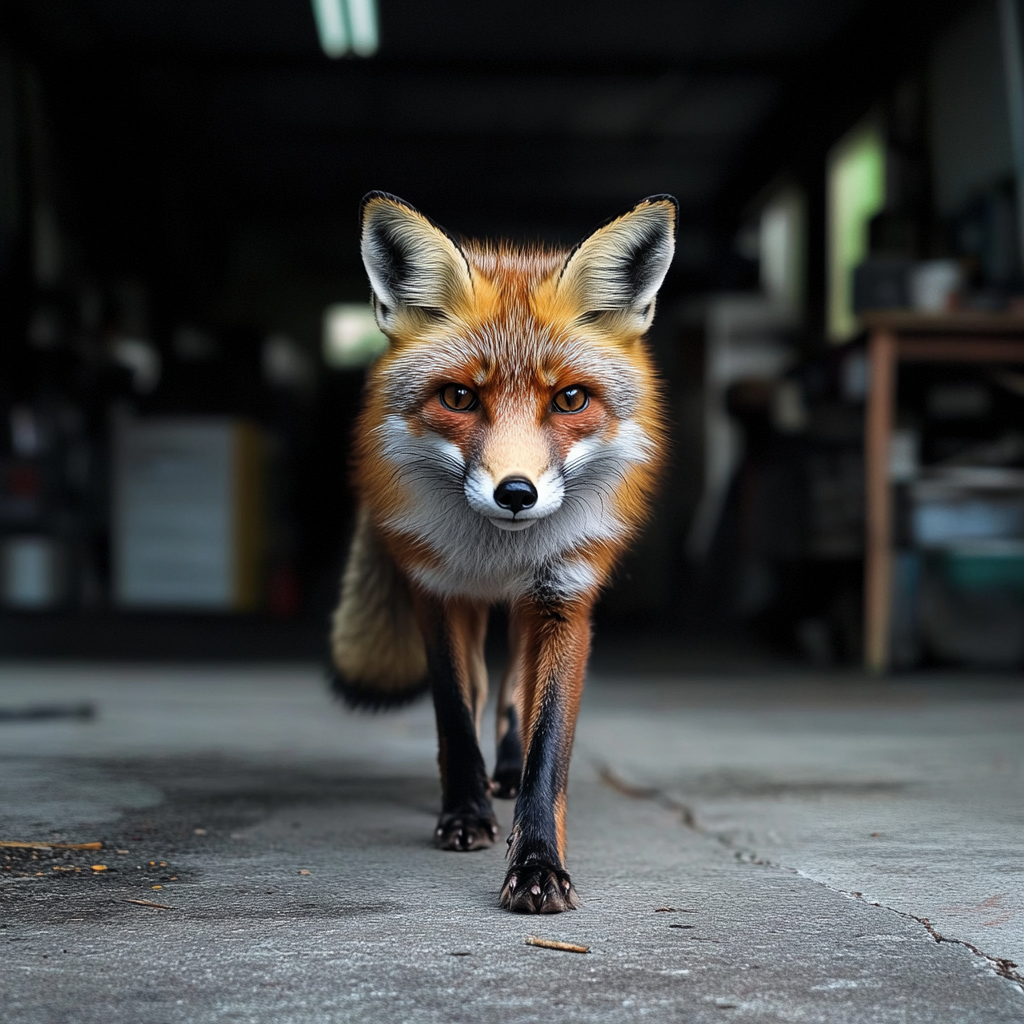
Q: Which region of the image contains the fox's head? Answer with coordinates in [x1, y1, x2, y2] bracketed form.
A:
[354, 192, 675, 597]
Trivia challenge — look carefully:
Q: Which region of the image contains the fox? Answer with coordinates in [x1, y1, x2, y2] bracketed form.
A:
[330, 191, 676, 913]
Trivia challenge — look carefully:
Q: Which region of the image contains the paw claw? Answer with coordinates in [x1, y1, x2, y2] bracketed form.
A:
[500, 862, 578, 914]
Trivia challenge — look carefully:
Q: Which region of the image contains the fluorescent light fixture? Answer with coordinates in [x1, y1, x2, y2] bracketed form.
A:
[347, 0, 379, 55]
[311, 0, 348, 57]
[323, 303, 388, 368]
[311, 0, 378, 58]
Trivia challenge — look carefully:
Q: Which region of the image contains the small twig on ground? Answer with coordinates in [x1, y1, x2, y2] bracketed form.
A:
[525, 936, 590, 953]
[126, 898, 175, 910]
[0, 841, 103, 850]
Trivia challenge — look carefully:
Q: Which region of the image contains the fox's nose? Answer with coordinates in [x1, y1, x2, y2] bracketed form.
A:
[493, 477, 538, 515]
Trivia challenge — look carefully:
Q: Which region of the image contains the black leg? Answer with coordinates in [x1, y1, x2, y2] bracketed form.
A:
[500, 598, 591, 912]
[491, 704, 523, 799]
[502, 689, 577, 912]
[417, 596, 497, 852]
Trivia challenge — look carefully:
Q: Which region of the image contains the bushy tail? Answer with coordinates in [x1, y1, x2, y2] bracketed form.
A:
[329, 508, 429, 709]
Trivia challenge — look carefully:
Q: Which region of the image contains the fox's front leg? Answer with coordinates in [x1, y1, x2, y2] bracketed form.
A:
[415, 593, 497, 851]
[491, 610, 525, 799]
[500, 597, 592, 913]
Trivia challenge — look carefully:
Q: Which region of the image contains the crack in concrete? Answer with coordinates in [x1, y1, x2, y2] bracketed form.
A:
[595, 761, 1024, 995]
[595, 763, 700, 830]
[842, 895, 1024, 993]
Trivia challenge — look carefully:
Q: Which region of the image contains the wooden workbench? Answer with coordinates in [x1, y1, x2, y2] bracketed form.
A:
[862, 310, 1024, 673]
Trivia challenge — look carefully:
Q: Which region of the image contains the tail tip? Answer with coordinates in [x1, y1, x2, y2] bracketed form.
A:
[326, 664, 429, 711]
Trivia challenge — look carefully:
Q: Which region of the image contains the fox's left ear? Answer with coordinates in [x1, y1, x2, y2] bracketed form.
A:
[557, 195, 677, 333]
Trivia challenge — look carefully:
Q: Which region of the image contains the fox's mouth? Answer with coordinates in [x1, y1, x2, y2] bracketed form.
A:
[488, 517, 537, 532]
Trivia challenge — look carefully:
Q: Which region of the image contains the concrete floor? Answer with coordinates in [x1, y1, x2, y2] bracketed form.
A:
[0, 662, 1022, 1023]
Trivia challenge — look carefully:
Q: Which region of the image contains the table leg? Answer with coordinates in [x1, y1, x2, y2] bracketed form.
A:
[864, 329, 897, 673]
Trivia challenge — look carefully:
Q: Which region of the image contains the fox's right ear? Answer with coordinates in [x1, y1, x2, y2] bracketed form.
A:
[360, 192, 475, 334]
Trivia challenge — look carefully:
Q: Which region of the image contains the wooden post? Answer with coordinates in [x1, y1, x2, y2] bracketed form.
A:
[864, 329, 897, 673]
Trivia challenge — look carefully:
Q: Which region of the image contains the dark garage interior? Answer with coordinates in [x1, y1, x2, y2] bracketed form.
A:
[3, 0, 1024, 669]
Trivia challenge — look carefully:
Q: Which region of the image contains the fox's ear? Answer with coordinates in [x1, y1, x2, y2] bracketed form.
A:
[360, 192, 474, 333]
[557, 195, 677, 333]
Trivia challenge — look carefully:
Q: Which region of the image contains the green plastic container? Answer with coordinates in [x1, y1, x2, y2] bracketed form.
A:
[942, 550, 1024, 596]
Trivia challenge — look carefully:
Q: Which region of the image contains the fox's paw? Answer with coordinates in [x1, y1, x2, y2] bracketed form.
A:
[490, 765, 521, 800]
[435, 810, 498, 852]
[500, 862, 578, 913]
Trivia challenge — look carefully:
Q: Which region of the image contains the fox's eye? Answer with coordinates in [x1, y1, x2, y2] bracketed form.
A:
[440, 384, 478, 411]
[553, 386, 589, 413]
